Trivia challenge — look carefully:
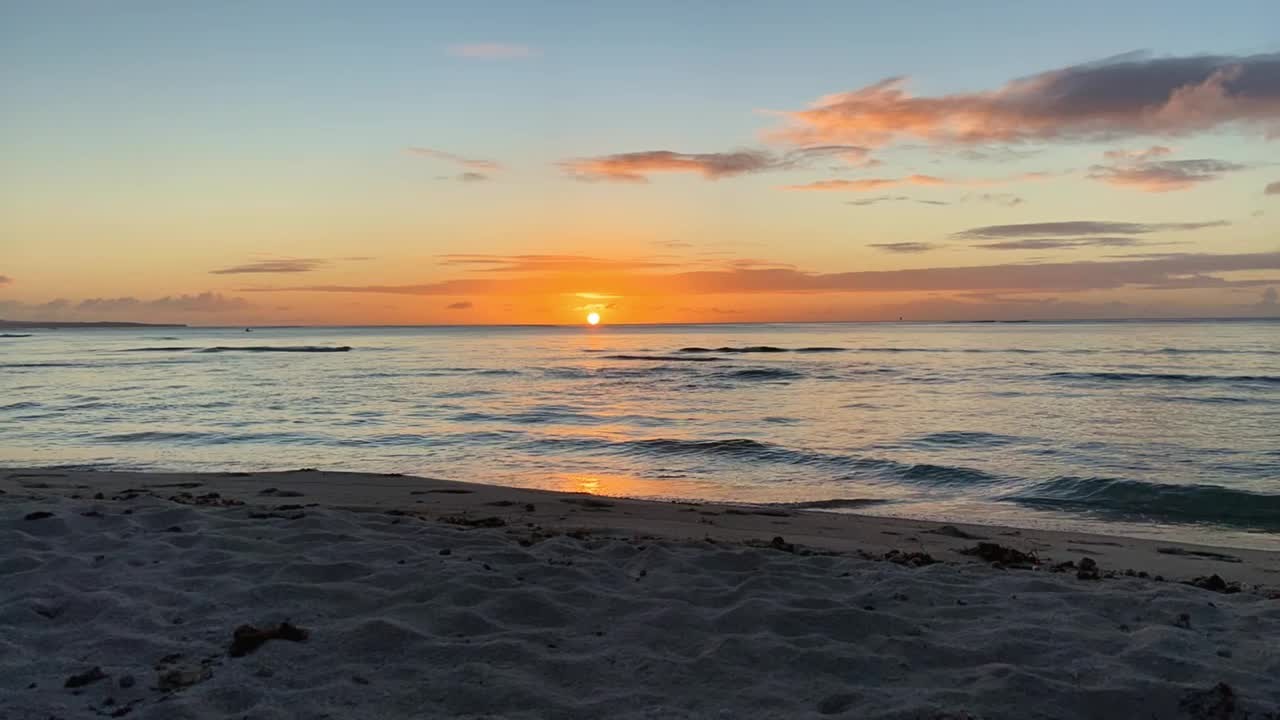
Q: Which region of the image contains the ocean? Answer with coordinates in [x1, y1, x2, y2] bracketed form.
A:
[3, 321, 1278, 548]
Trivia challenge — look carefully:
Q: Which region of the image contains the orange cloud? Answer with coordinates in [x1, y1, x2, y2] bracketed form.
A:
[245, 250, 1280, 297]
[560, 145, 875, 183]
[1103, 146, 1173, 161]
[561, 151, 775, 182]
[767, 53, 1280, 147]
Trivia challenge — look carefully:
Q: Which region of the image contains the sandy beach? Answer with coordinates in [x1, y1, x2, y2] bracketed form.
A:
[3, 467, 1278, 719]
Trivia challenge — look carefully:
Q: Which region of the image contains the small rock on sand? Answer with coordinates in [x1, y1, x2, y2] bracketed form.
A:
[64, 666, 108, 688]
[228, 622, 310, 657]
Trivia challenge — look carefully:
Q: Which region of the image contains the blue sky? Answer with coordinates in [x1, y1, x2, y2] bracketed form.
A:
[2, 1, 1278, 323]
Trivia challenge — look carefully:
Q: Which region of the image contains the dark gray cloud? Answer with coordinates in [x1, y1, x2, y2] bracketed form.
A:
[210, 259, 326, 275]
[869, 242, 938, 253]
[1267, 181, 1280, 195]
[445, 301, 474, 310]
[953, 220, 1229, 239]
[561, 145, 877, 182]
[973, 237, 1145, 250]
[1088, 158, 1248, 191]
[562, 150, 777, 182]
[968, 193, 1024, 207]
[244, 251, 1280, 297]
[771, 52, 1280, 146]
[846, 195, 949, 207]
[77, 293, 251, 313]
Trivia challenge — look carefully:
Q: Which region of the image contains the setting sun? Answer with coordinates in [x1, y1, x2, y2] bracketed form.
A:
[586, 312, 601, 326]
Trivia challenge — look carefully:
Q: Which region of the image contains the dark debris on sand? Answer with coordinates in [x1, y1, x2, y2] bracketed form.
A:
[228, 622, 310, 657]
[168, 492, 243, 508]
[1185, 574, 1243, 594]
[883, 549, 938, 567]
[924, 525, 986, 540]
[440, 514, 507, 529]
[959, 543, 1038, 567]
[64, 666, 108, 688]
[1179, 682, 1238, 719]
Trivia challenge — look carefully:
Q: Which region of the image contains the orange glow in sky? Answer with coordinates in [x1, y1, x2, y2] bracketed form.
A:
[2, 6, 1277, 326]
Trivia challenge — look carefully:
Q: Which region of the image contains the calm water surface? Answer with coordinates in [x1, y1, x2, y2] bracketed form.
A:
[3, 321, 1278, 548]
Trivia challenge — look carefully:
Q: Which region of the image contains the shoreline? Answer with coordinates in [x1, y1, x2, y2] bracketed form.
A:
[5, 466, 1279, 718]
[5, 467, 1277, 591]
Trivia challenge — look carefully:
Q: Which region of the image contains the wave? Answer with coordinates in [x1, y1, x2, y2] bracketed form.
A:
[783, 498, 894, 510]
[535, 436, 1004, 487]
[197, 346, 352, 353]
[1154, 395, 1253, 405]
[0, 333, 32, 338]
[678, 346, 844, 354]
[721, 368, 805, 381]
[1154, 347, 1280, 356]
[93, 430, 330, 445]
[1047, 371, 1280, 386]
[118, 345, 353, 353]
[1003, 476, 1280, 530]
[1, 361, 90, 368]
[604, 354, 724, 362]
[910, 431, 1025, 447]
[0, 401, 41, 410]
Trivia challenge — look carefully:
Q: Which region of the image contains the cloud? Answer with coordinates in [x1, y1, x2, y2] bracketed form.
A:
[956, 147, 1044, 163]
[560, 145, 876, 183]
[437, 254, 680, 273]
[789, 170, 1055, 192]
[1262, 287, 1278, 307]
[445, 301, 474, 310]
[1103, 146, 1173, 161]
[1088, 158, 1247, 192]
[561, 150, 779, 182]
[407, 147, 501, 172]
[209, 256, 374, 275]
[457, 172, 490, 183]
[210, 259, 327, 275]
[1267, 181, 1280, 195]
[446, 44, 536, 59]
[968, 193, 1024, 207]
[0, 275, 11, 286]
[847, 195, 950, 207]
[953, 220, 1229, 239]
[767, 53, 1280, 147]
[76, 292, 251, 313]
[785, 144, 881, 168]
[869, 242, 938, 253]
[972, 237, 1147, 250]
[244, 251, 1280, 297]
[786, 174, 947, 192]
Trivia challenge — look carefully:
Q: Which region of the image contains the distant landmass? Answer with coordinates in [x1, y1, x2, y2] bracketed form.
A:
[0, 319, 188, 329]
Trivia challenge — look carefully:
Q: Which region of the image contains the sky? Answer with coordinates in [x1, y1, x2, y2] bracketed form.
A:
[2, 1, 1279, 325]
